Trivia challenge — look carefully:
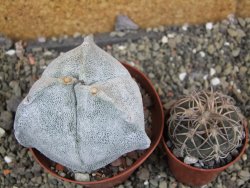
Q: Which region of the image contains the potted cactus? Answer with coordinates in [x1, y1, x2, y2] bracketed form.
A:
[162, 90, 248, 186]
[14, 36, 164, 187]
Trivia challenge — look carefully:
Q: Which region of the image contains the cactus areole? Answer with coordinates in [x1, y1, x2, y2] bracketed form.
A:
[14, 36, 151, 173]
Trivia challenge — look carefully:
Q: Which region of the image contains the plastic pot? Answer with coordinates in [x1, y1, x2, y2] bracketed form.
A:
[30, 62, 164, 188]
[162, 116, 248, 187]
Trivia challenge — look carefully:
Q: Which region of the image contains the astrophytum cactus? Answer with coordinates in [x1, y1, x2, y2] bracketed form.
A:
[168, 90, 245, 163]
[14, 36, 150, 172]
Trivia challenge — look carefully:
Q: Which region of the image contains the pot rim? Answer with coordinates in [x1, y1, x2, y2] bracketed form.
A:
[162, 117, 249, 172]
[30, 62, 164, 185]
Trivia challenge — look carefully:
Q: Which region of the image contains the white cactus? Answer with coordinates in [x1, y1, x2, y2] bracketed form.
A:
[14, 36, 150, 172]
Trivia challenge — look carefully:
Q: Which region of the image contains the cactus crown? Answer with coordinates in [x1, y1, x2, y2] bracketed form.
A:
[168, 90, 244, 162]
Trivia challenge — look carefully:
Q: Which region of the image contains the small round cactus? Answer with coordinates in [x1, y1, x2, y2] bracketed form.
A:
[168, 90, 245, 163]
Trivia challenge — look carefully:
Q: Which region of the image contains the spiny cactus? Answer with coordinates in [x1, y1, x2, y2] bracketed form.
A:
[14, 36, 150, 173]
[168, 90, 245, 163]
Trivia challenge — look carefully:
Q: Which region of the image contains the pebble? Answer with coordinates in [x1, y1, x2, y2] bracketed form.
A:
[150, 179, 158, 187]
[242, 154, 247, 161]
[211, 77, 221, 86]
[159, 181, 167, 188]
[237, 179, 245, 186]
[227, 28, 237, 37]
[238, 170, 250, 180]
[115, 14, 139, 31]
[4, 156, 13, 163]
[144, 180, 149, 186]
[184, 156, 198, 164]
[206, 22, 213, 30]
[0, 127, 6, 138]
[58, 171, 66, 177]
[199, 51, 206, 57]
[182, 24, 188, 31]
[215, 65, 222, 74]
[111, 158, 123, 166]
[0, 111, 13, 130]
[210, 68, 216, 76]
[232, 48, 241, 57]
[126, 157, 133, 166]
[37, 37, 46, 43]
[138, 168, 150, 180]
[179, 72, 187, 81]
[74, 173, 90, 182]
[6, 96, 22, 112]
[5, 49, 16, 56]
[207, 45, 215, 54]
[239, 66, 247, 74]
[167, 33, 175, 38]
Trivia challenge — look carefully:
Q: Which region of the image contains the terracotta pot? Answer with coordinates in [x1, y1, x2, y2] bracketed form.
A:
[30, 62, 164, 188]
[162, 116, 249, 187]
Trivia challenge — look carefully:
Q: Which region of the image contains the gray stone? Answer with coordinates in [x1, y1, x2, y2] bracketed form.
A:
[74, 173, 90, 181]
[227, 28, 237, 37]
[137, 168, 150, 180]
[184, 156, 198, 164]
[238, 170, 250, 181]
[115, 15, 139, 31]
[239, 66, 247, 74]
[232, 48, 241, 57]
[6, 96, 22, 112]
[9, 81, 21, 97]
[126, 157, 133, 166]
[0, 35, 13, 50]
[238, 18, 246, 27]
[237, 179, 245, 186]
[0, 127, 5, 138]
[149, 179, 158, 187]
[159, 181, 167, 188]
[207, 44, 216, 54]
[0, 111, 13, 130]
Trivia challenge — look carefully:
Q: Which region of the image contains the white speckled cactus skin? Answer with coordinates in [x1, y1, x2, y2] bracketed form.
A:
[14, 36, 151, 172]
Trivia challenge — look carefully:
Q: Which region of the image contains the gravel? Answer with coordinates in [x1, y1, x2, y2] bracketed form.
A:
[0, 16, 250, 187]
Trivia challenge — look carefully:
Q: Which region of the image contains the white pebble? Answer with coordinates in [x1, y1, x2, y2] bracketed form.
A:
[203, 75, 208, 80]
[74, 173, 90, 181]
[4, 156, 12, 163]
[161, 36, 168, 44]
[227, 14, 236, 23]
[37, 37, 46, 43]
[43, 51, 53, 56]
[167, 33, 175, 38]
[179, 72, 187, 81]
[5, 49, 16, 56]
[118, 45, 126, 50]
[199, 51, 206, 57]
[210, 68, 216, 76]
[242, 154, 247, 161]
[192, 49, 197, 54]
[206, 22, 213, 30]
[0, 127, 6, 138]
[237, 89, 241, 93]
[182, 23, 188, 31]
[184, 156, 198, 164]
[224, 42, 230, 46]
[211, 77, 221, 86]
[144, 180, 149, 185]
[128, 61, 135, 66]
